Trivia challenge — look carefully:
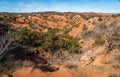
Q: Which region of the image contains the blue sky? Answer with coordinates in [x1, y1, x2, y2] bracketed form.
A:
[0, 0, 120, 13]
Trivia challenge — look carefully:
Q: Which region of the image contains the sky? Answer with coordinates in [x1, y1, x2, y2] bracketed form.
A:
[0, 0, 120, 13]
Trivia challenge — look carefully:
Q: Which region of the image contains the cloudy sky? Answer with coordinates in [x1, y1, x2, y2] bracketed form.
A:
[0, 0, 120, 13]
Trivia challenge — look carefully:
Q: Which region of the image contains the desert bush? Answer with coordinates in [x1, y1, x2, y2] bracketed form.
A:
[98, 23, 107, 29]
[53, 19, 59, 22]
[98, 17, 103, 21]
[81, 31, 92, 39]
[43, 29, 80, 53]
[16, 28, 42, 46]
[16, 28, 31, 42]
[94, 35, 105, 45]
[48, 27, 60, 33]
[43, 16, 48, 20]
[64, 39, 80, 53]
[29, 23, 38, 29]
[108, 32, 120, 42]
[82, 24, 88, 30]
[63, 28, 71, 34]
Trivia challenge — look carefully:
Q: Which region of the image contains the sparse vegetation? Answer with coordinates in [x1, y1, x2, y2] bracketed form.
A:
[16, 28, 80, 53]
[53, 19, 59, 22]
[81, 31, 92, 39]
[98, 23, 107, 29]
[63, 28, 71, 34]
[0, 12, 120, 77]
[108, 32, 120, 42]
[93, 35, 105, 45]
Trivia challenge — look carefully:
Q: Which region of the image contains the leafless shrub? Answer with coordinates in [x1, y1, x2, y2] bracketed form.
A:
[0, 30, 18, 61]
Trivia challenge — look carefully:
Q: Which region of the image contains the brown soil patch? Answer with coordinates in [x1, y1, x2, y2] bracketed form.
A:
[10, 66, 109, 77]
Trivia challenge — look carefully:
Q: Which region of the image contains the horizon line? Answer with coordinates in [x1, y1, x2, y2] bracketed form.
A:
[0, 11, 118, 14]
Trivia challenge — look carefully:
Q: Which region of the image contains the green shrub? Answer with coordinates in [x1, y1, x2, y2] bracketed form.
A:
[82, 24, 88, 30]
[16, 28, 31, 42]
[94, 35, 105, 45]
[81, 31, 92, 39]
[29, 31, 42, 46]
[16, 28, 41, 46]
[63, 28, 71, 34]
[64, 39, 80, 53]
[53, 19, 59, 22]
[98, 17, 103, 21]
[43, 16, 48, 20]
[73, 23, 80, 28]
[17, 28, 80, 54]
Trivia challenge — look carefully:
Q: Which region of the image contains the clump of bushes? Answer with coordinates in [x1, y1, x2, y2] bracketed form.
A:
[16, 28, 42, 46]
[64, 39, 80, 53]
[17, 28, 80, 54]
